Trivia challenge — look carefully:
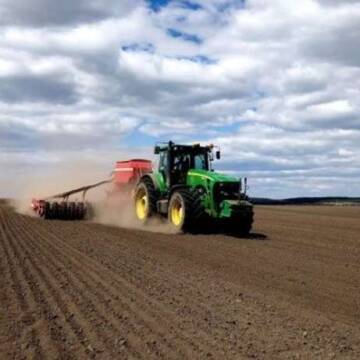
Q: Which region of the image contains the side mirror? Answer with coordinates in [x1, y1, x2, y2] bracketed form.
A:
[154, 146, 160, 154]
[215, 150, 221, 160]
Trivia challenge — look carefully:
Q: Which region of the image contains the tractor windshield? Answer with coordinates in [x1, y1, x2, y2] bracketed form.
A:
[172, 150, 209, 172]
[194, 153, 208, 170]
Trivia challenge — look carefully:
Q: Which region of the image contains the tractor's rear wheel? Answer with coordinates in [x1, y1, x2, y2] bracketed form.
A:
[168, 189, 205, 232]
[134, 178, 158, 223]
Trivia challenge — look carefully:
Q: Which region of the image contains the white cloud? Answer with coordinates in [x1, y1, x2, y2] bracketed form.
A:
[1, 0, 360, 197]
[0, 0, 139, 27]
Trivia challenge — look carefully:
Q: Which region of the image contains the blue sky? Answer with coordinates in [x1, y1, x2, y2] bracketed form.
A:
[148, 0, 203, 12]
[1, 0, 360, 198]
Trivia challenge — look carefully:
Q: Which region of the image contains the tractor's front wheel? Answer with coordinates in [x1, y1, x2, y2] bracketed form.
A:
[134, 178, 158, 223]
[229, 208, 254, 236]
[168, 189, 195, 232]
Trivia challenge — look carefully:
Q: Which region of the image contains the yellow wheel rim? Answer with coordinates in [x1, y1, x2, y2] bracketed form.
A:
[170, 198, 183, 226]
[135, 188, 148, 220]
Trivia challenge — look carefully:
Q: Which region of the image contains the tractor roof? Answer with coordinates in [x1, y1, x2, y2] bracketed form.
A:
[155, 141, 213, 154]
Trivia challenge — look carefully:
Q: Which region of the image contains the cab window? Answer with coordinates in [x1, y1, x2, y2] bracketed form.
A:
[159, 151, 167, 171]
[173, 153, 191, 172]
[194, 153, 207, 170]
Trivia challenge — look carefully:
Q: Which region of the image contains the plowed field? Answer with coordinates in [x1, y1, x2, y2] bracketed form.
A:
[0, 201, 359, 359]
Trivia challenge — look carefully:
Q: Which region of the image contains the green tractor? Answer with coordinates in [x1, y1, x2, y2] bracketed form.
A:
[134, 141, 253, 234]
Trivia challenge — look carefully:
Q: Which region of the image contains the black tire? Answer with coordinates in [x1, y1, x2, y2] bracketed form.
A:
[51, 202, 59, 219]
[59, 202, 67, 220]
[191, 188, 207, 223]
[68, 202, 76, 220]
[44, 202, 51, 219]
[77, 202, 85, 220]
[134, 177, 158, 223]
[168, 188, 205, 232]
[73, 203, 79, 220]
[229, 207, 254, 236]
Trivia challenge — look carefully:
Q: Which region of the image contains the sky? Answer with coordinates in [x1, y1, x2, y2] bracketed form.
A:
[1, 0, 360, 198]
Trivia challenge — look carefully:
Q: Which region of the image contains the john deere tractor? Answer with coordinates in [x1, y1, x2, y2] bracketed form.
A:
[134, 141, 253, 234]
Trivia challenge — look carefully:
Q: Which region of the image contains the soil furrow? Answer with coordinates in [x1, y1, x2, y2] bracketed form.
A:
[8, 211, 146, 359]
[46, 217, 360, 327]
[15, 213, 215, 358]
[3, 209, 94, 359]
[0, 207, 58, 359]
[1, 202, 360, 359]
[44, 219, 239, 338]
[37, 217, 223, 358]
[10, 214, 151, 359]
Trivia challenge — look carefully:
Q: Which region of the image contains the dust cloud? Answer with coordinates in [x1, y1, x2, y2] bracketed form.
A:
[92, 190, 178, 234]
[11, 160, 177, 234]
[11, 161, 109, 216]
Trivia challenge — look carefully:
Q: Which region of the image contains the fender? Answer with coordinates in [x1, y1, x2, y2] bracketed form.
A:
[168, 184, 189, 199]
[138, 173, 160, 190]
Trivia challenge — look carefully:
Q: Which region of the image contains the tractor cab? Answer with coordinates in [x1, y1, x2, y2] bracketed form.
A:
[155, 141, 219, 187]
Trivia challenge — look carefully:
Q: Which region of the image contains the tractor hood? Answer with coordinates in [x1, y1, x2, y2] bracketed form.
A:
[187, 169, 238, 184]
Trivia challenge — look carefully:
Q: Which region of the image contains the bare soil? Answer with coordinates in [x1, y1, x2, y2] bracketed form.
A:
[0, 202, 359, 359]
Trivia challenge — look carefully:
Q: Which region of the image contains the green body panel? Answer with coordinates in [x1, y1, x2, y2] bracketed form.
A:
[151, 168, 252, 219]
[187, 169, 238, 183]
[153, 171, 166, 193]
